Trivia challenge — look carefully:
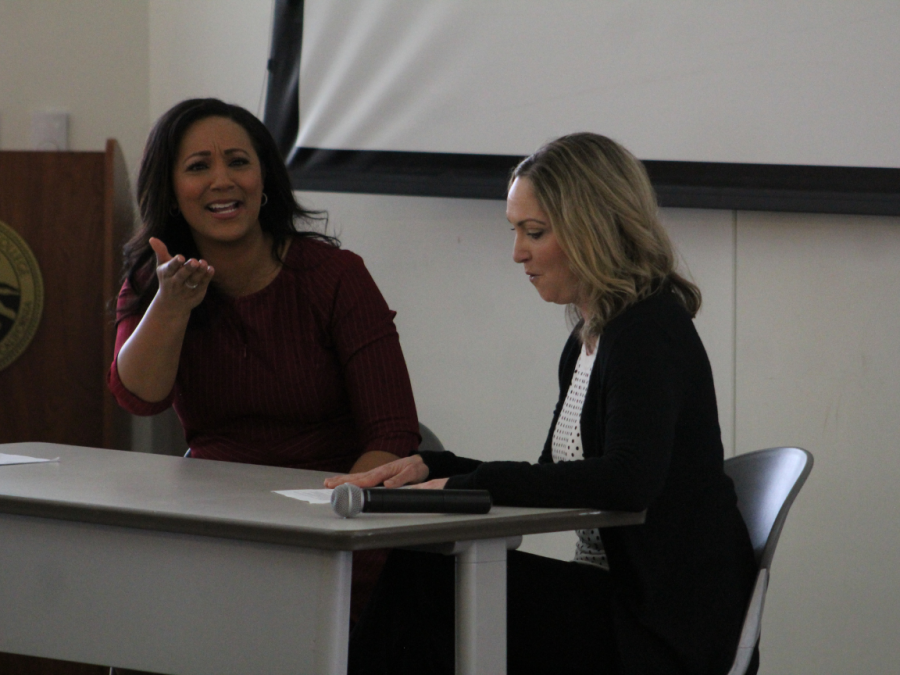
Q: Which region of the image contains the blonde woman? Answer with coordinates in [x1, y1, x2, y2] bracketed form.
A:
[328, 133, 757, 675]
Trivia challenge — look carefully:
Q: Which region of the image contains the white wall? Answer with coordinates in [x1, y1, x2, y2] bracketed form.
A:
[148, 0, 274, 122]
[735, 212, 900, 672]
[0, 0, 149, 181]
[3, 2, 899, 674]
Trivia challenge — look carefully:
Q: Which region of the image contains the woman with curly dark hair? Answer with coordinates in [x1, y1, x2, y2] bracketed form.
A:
[108, 98, 418, 629]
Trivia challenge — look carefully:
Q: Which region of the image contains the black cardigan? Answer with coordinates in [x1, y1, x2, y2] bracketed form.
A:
[423, 290, 756, 674]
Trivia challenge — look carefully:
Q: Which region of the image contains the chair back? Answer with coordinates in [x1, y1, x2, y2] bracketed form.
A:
[724, 446, 813, 569]
[418, 422, 445, 453]
[723, 447, 813, 675]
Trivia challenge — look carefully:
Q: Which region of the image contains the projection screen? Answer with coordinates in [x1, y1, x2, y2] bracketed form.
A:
[269, 0, 900, 214]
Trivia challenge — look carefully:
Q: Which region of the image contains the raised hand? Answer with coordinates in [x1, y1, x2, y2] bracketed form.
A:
[115, 238, 214, 402]
[324, 454, 430, 489]
[150, 237, 214, 309]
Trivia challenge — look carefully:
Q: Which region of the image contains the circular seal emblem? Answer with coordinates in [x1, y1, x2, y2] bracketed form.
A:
[0, 220, 44, 371]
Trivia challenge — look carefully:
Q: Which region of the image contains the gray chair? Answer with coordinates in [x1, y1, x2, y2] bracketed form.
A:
[724, 446, 814, 675]
[418, 422, 445, 453]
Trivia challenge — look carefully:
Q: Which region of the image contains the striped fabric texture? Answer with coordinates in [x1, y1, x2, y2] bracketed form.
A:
[108, 237, 419, 471]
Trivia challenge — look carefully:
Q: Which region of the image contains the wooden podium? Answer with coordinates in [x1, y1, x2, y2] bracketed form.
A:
[0, 141, 133, 674]
[0, 140, 132, 451]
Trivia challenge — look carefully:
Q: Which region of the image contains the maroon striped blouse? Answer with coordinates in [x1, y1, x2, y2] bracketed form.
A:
[108, 237, 420, 470]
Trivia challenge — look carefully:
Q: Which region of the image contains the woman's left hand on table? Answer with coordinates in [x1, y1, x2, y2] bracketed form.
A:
[324, 454, 430, 489]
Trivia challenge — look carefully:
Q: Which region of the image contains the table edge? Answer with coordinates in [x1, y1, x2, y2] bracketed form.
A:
[0, 494, 645, 551]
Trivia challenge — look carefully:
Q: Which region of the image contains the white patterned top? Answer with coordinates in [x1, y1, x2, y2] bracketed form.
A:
[551, 341, 608, 570]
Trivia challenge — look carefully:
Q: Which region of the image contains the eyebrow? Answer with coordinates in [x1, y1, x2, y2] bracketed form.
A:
[183, 148, 250, 162]
[509, 217, 549, 227]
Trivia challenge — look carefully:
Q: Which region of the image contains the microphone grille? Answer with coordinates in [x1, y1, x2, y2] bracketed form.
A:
[331, 483, 364, 518]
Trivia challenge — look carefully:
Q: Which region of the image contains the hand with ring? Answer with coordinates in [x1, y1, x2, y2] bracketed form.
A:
[150, 237, 214, 309]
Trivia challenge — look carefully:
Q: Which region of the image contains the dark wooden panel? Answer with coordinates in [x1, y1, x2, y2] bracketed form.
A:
[0, 151, 106, 446]
[0, 146, 131, 448]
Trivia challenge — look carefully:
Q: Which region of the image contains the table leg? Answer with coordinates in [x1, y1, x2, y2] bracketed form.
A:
[455, 538, 508, 675]
[319, 550, 353, 675]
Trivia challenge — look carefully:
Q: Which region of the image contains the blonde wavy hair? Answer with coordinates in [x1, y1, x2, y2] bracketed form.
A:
[512, 132, 701, 342]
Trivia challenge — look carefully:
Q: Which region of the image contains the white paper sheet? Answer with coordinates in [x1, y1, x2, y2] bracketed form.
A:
[0, 453, 59, 466]
[273, 488, 334, 504]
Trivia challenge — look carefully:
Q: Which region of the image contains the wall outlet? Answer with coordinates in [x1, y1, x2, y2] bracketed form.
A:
[31, 111, 69, 151]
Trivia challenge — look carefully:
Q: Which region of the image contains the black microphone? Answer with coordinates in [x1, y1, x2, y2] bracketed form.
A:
[331, 483, 492, 518]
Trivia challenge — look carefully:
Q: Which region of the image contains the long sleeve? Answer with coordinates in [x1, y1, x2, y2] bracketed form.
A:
[326, 251, 420, 459]
[107, 284, 176, 416]
[420, 450, 483, 479]
[442, 295, 696, 510]
[108, 238, 418, 471]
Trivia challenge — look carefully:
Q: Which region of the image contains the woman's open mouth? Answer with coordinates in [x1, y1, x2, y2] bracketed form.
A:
[207, 200, 241, 216]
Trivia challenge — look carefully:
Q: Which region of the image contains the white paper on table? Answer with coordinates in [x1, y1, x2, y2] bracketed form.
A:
[273, 488, 334, 504]
[0, 453, 60, 466]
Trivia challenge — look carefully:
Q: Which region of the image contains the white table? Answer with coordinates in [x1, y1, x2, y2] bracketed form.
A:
[0, 442, 644, 675]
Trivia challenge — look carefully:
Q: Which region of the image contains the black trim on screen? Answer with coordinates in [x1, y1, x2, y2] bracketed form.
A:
[263, 0, 305, 161]
[289, 148, 520, 200]
[289, 148, 900, 216]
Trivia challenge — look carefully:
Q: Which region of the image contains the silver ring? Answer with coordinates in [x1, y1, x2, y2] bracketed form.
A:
[186, 282, 198, 290]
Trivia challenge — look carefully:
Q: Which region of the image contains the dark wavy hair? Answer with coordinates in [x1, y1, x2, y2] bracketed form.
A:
[118, 98, 335, 320]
